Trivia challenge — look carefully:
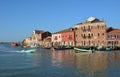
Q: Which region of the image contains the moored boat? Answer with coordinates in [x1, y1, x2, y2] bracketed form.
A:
[74, 47, 94, 53]
[55, 46, 73, 50]
[106, 47, 112, 51]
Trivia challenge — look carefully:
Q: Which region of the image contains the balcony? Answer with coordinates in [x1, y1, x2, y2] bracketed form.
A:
[87, 28, 91, 31]
[88, 36, 92, 38]
[81, 28, 86, 32]
[81, 36, 86, 39]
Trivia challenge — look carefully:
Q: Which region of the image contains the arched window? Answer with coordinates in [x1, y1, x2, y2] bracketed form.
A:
[98, 33, 100, 37]
[84, 41, 86, 45]
[88, 40, 91, 45]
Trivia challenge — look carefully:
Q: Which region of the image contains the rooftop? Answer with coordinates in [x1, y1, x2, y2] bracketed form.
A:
[107, 27, 120, 33]
[33, 30, 45, 34]
[76, 17, 104, 25]
[54, 28, 74, 34]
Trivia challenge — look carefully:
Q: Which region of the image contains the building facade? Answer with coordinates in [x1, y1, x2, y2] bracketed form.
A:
[23, 30, 51, 47]
[52, 33, 62, 46]
[107, 27, 120, 47]
[75, 17, 107, 47]
[52, 28, 75, 47]
[32, 30, 51, 46]
[61, 28, 75, 46]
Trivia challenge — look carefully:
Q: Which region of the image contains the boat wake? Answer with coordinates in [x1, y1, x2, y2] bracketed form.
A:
[0, 48, 36, 53]
[1, 50, 26, 53]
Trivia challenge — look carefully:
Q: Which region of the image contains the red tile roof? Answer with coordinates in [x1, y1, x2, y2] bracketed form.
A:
[107, 29, 120, 33]
[53, 28, 75, 34]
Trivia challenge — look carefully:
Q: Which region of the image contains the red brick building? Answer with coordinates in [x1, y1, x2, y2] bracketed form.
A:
[107, 27, 120, 47]
[74, 17, 107, 47]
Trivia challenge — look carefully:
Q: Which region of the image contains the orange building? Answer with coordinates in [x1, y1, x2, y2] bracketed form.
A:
[61, 28, 75, 46]
[52, 28, 75, 46]
[74, 17, 107, 47]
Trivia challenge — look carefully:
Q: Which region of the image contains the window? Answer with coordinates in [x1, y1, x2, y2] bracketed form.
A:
[54, 36, 58, 40]
[91, 33, 93, 37]
[102, 26, 104, 29]
[81, 41, 83, 45]
[81, 34, 83, 36]
[84, 34, 86, 36]
[102, 33, 104, 36]
[88, 26, 91, 31]
[82, 26, 86, 32]
[98, 33, 100, 37]
[118, 35, 120, 38]
[91, 26, 93, 29]
[81, 27, 83, 30]
[115, 35, 119, 39]
[84, 41, 86, 45]
[68, 35, 72, 40]
[76, 34, 78, 37]
[59, 35, 60, 38]
[116, 41, 118, 44]
[83, 34, 86, 38]
[88, 33, 91, 36]
[108, 34, 111, 38]
[88, 25, 90, 28]
[97, 25, 99, 29]
[88, 40, 91, 45]
[111, 35, 112, 38]
[108, 41, 112, 44]
[88, 33, 91, 38]
[84, 26, 85, 29]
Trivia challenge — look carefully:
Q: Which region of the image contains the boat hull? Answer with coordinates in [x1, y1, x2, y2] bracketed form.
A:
[22, 49, 36, 53]
[74, 47, 93, 53]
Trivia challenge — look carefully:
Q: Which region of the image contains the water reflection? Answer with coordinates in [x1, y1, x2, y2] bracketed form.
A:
[51, 50, 76, 68]
[32, 49, 52, 67]
[107, 51, 120, 69]
[75, 52, 107, 76]
[30, 49, 120, 77]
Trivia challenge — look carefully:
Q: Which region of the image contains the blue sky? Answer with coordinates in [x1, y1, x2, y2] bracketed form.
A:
[0, 0, 120, 42]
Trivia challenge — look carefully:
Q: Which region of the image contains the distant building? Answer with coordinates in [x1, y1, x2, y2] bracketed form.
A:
[32, 30, 51, 46]
[21, 30, 52, 47]
[52, 28, 75, 47]
[31, 30, 45, 45]
[107, 27, 120, 47]
[75, 17, 107, 47]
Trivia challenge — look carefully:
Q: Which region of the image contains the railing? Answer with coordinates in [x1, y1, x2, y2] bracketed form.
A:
[81, 36, 86, 39]
[81, 28, 86, 32]
[88, 36, 92, 38]
[81, 28, 92, 32]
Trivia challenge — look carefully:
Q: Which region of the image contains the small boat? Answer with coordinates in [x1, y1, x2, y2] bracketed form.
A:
[21, 49, 36, 53]
[74, 47, 94, 53]
[55, 46, 73, 50]
[97, 46, 106, 51]
[106, 47, 112, 51]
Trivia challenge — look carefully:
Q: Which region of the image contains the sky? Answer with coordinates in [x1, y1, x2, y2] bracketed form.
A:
[0, 0, 120, 42]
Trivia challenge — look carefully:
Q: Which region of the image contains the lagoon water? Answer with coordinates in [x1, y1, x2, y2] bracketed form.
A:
[0, 44, 120, 77]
